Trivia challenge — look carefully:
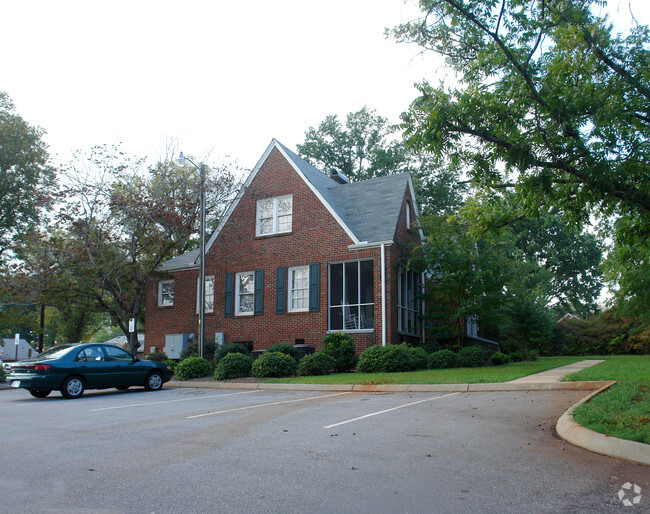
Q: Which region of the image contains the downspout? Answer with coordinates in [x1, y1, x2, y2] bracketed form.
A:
[421, 271, 426, 344]
[381, 243, 387, 347]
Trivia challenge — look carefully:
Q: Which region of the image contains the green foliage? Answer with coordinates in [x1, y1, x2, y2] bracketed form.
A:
[174, 356, 213, 380]
[298, 352, 336, 376]
[356, 345, 413, 373]
[0, 364, 6, 383]
[509, 352, 524, 363]
[428, 349, 460, 369]
[527, 349, 539, 361]
[490, 352, 511, 366]
[409, 346, 429, 370]
[215, 353, 253, 380]
[145, 351, 168, 362]
[180, 339, 216, 361]
[164, 360, 177, 374]
[214, 343, 250, 364]
[419, 341, 443, 354]
[321, 332, 358, 372]
[458, 346, 490, 368]
[267, 343, 299, 361]
[251, 352, 296, 378]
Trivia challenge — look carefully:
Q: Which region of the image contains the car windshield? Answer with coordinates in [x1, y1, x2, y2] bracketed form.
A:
[36, 344, 77, 360]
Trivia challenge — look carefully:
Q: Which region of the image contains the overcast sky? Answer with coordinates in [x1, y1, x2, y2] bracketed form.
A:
[3, 0, 648, 171]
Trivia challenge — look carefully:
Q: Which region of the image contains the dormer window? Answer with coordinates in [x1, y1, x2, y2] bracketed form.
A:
[256, 194, 293, 236]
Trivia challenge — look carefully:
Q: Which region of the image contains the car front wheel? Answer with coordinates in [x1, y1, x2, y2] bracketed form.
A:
[144, 371, 163, 391]
[61, 376, 85, 399]
[29, 389, 51, 398]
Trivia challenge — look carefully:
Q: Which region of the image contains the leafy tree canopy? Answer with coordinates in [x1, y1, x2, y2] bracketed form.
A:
[392, 0, 649, 319]
[0, 92, 55, 259]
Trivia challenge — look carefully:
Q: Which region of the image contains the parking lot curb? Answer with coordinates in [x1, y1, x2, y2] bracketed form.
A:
[556, 380, 650, 467]
[167, 380, 610, 393]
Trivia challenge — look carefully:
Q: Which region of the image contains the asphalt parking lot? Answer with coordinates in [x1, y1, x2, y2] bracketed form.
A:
[2, 386, 648, 513]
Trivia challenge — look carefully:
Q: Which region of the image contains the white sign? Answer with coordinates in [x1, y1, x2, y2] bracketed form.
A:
[15, 333, 20, 346]
[129, 318, 135, 333]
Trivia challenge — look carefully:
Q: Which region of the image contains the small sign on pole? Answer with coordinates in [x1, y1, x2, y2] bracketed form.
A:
[129, 318, 135, 333]
[15, 333, 20, 345]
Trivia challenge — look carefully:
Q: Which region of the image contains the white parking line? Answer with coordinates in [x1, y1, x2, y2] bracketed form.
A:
[323, 392, 460, 428]
[187, 391, 354, 419]
[90, 390, 260, 412]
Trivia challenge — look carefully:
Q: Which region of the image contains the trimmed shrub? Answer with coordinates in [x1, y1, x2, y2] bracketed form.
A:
[527, 349, 540, 361]
[428, 349, 460, 369]
[180, 339, 217, 361]
[458, 345, 490, 367]
[490, 351, 511, 366]
[321, 332, 358, 372]
[409, 346, 429, 370]
[251, 352, 297, 378]
[174, 356, 214, 380]
[215, 353, 253, 380]
[357, 344, 413, 373]
[420, 341, 443, 354]
[510, 351, 524, 362]
[298, 352, 336, 376]
[267, 342, 299, 361]
[214, 343, 250, 364]
[145, 351, 168, 362]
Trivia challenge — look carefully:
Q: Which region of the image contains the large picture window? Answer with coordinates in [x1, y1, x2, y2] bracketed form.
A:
[256, 195, 292, 236]
[288, 266, 309, 312]
[329, 260, 374, 331]
[158, 280, 174, 307]
[236, 272, 255, 315]
[398, 269, 421, 336]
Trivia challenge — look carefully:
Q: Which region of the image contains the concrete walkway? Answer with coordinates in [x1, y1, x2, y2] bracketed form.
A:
[508, 359, 605, 383]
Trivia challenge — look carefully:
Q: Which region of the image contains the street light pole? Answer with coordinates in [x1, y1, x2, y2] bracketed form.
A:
[178, 152, 206, 359]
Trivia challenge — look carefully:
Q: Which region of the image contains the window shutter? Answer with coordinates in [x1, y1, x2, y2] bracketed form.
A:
[276, 267, 286, 314]
[224, 272, 234, 318]
[309, 262, 320, 312]
[254, 268, 264, 316]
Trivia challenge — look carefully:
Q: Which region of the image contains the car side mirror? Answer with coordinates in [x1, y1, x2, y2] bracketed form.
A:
[133, 357, 140, 363]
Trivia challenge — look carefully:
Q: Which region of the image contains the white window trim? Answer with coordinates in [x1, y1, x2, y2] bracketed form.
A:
[196, 275, 215, 314]
[158, 280, 174, 307]
[288, 265, 309, 312]
[328, 260, 374, 332]
[235, 271, 255, 315]
[256, 194, 293, 236]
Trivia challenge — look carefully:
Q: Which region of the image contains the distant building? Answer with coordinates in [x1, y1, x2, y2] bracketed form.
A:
[0, 338, 38, 361]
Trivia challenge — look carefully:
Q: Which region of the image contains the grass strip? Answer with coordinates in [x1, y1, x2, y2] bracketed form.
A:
[565, 356, 649, 444]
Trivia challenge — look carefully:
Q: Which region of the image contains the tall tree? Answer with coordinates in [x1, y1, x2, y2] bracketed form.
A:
[392, 0, 650, 318]
[0, 92, 55, 259]
[48, 145, 240, 350]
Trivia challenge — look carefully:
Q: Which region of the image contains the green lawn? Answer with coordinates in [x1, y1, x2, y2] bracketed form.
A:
[267, 356, 585, 384]
[564, 355, 650, 444]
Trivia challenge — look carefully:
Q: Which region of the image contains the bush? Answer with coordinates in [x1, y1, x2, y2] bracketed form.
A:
[357, 344, 413, 373]
[298, 352, 336, 376]
[321, 332, 358, 372]
[267, 343, 299, 361]
[0, 365, 6, 383]
[420, 341, 443, 354]
[490, 351, 511, 366]
[510, 351, 524, 362]
[215, 353, 253, 380]
[180, 339, 216, 361]
[251, 352, 296, 378]
[459, 345, 490, 367]
[174, 356, 214, 380]
[409, 346, 429, 370]
[428, 349, 460, 369]
[164, 360, 178, 374]
[214, 343, 250, 364]
[145, 351, 168, 362]
[527, 349, 540, 361]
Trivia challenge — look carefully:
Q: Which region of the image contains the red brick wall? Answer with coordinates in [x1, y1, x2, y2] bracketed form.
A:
[145, 147, 422, 356]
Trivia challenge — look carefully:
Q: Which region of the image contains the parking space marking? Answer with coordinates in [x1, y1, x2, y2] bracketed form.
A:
[323, 392, 460, 428]
[89, 390, 260, 412]
[187, 391, 354, 419]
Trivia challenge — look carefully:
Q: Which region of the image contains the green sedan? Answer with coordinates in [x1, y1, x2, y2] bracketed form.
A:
[5, 343, 173, 399]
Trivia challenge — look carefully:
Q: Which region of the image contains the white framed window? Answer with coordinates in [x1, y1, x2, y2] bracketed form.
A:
[158, 280, 174, 307]
[398, 269, 421, 336]
[288, 266, 309, 312]
[196, 275, 215, 313]
[256, 194, 293, 236]
[328, 260, 374, 331]
[405, 201, 411, 230]
[235, 271, 255, 315]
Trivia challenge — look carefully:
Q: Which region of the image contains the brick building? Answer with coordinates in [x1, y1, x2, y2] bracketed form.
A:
[144, 140, 424, 357]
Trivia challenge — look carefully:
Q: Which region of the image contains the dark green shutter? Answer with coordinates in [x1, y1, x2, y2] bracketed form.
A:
[309, 262, 320, 312]
[254, 269, 264, 316]
[224, 272, 234, 318]
[276, 267, 286, 314]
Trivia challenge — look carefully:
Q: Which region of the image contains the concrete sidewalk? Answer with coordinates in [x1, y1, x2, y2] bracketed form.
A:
[507, 359, 605, 383]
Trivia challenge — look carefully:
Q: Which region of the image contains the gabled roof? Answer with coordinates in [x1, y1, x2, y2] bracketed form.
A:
[160, 139, 421, 272]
